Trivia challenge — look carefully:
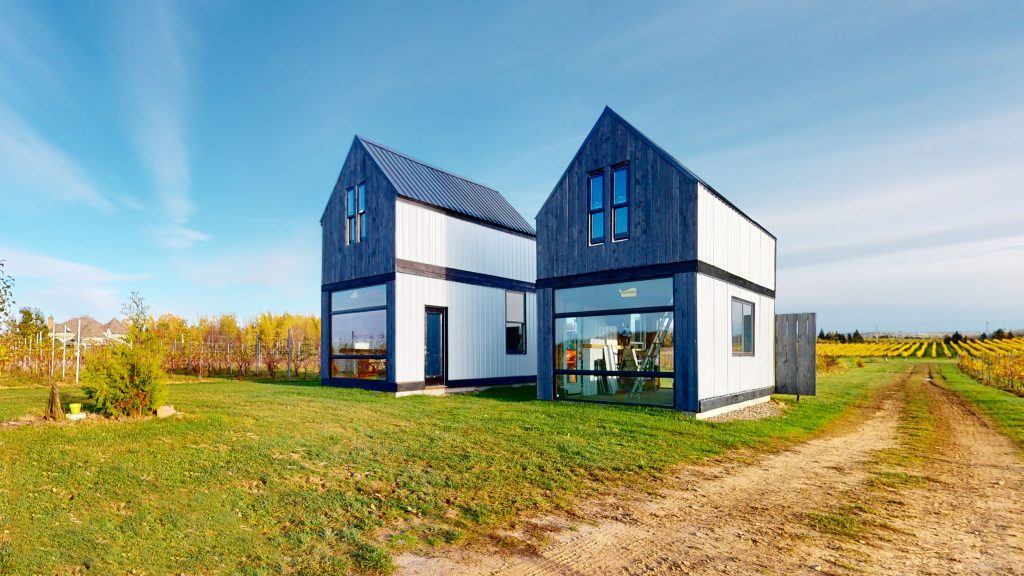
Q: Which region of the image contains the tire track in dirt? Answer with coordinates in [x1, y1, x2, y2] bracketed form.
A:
[397, 368, 914, 576]
[852, 369, 1024, 575]
[399, 364, 1024, 575]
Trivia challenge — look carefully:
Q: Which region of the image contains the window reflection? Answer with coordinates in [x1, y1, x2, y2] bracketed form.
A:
[330, 283, 388, 380]
[554, 277, 675, 407]
[331, 310, 386, 355]
[555, 278, 672, 314]
[555, 312, 673, 373]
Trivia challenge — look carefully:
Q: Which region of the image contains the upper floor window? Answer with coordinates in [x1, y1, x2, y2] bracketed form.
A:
[505, 290, 526, 354]
[357, 183, 367, 242]
[345, 187, 357, 245]
[612, 165, 629, 241]
[588, 172, 605, 245]
[731, 298, 755, 356]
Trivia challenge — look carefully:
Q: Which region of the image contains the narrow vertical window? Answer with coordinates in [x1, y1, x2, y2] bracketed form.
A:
[588, 172, 605, 245]
[345, 187, 356, 245]
[357, 183, 367, 242]
[731, 298, 755, 356]
[505, 290, 526, 354]
[612, 165, 629, 241]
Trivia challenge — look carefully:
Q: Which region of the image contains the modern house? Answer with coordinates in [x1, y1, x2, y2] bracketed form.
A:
[320, 137, 537, 394]
[535, 108, 777, 416]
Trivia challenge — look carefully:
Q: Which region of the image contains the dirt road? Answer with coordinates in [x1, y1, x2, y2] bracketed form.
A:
[397, 366, 1024, 575]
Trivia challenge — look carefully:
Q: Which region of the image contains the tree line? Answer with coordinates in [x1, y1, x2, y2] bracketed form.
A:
[0, 276, 320, 380]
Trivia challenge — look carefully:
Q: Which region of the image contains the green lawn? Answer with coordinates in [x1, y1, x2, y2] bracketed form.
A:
[0, 362, 905, 575]
[936, 363, 1024, 451]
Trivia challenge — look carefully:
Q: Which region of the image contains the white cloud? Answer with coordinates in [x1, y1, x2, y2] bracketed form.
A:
[689, 106, 1024, 331]
[118, 0, 204, 249]
[0, 102, 111, 211]
[0, 247, 151, 320]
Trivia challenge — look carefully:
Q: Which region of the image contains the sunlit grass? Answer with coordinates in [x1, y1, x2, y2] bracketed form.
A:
[0, 361, 908, 574]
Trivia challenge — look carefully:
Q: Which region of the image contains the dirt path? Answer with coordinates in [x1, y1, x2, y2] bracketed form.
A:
[397, 365, 1024, 575]
[858, 371, 1024, 575]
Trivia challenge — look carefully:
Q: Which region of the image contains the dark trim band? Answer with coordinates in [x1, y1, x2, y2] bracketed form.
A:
[537, 260, 774, 298]
[553, 305, 673, 319]
[396, 374, 536, 393]
[699, 386, 774, 412]
[322, 273, 395, 293]
[695, 262, 774, 299]
[321, 375, 536, 393]
[321, 378, 395, 392]
[554, 369, 673, 378]
[396, 259, 535, 292]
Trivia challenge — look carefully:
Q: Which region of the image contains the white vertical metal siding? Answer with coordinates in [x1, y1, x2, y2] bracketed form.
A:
[696, 184, 776, 290]
[395, 199, 536, 283]
[695, 274, 775, 401]
[393, 273, 537, 384]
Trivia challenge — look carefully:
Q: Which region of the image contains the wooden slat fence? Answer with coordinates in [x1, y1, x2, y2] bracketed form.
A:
[775, 312, 816, 396]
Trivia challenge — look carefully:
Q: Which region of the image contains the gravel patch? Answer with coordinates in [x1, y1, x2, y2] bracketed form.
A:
[707, 399, 788, 422]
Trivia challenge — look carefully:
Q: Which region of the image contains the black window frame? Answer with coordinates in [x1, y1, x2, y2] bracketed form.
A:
[611, 163, 629, 242]
[587, 171, 605, 245]
[345, 187, 357, 245]
[329, 284, 388, 380]
[552, 277, 676, 408]
[357, 182, 367, 242]
[505, 289, 527, 355]
[731, 297, 755, 357]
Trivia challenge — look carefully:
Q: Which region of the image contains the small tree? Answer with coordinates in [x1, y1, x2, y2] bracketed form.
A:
[83, 293, 167, 417]
[82, 344, 166, 417]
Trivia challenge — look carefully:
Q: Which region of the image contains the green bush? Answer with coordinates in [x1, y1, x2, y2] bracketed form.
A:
[83, 343, 167, 417]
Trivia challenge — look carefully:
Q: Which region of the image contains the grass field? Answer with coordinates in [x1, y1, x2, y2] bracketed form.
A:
[936, 363, 1024, 450]
[0, 362, 908, 574]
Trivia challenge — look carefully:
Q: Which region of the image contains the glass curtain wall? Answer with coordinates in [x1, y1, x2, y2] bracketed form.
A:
[330, 284, 387, 380]
[554, 278, 675, 406]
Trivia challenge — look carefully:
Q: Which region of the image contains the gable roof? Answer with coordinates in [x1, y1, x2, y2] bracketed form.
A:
[540, 107, 775, 240]
[358, 137, 536, 237]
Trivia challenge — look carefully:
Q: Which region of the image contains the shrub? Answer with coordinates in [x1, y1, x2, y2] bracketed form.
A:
[83, 343, 167, 417]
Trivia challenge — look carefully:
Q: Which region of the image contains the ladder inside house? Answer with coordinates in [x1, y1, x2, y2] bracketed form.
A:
[629, 314, 674, 398]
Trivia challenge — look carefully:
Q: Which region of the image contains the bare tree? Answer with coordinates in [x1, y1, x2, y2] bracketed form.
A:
[122, 291, 150, 344]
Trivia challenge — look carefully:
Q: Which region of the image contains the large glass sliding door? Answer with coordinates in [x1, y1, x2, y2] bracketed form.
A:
[329, 283, 387, 380]
[554, 278, 674, 407]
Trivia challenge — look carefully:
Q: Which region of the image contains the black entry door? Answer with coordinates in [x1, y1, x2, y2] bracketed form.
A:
[424, 307, 447, 386]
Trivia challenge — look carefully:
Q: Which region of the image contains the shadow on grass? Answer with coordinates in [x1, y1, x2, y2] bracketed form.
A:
[245, 377, 322, 388]
[472, 385, 540, 403]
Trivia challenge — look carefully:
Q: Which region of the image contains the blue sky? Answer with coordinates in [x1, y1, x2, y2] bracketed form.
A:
[1, 0, 1022, 332]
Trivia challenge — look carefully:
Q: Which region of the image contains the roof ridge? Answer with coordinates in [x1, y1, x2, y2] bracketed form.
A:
[538, 107, 774, 240]
[356, 136, 536, 236]
[357, 136, 505, 196]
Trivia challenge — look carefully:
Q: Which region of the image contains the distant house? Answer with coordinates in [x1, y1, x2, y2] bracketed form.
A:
[534, 108, 778, 416]
[54, 317, 128, 348]
[320, 137, 537, 394]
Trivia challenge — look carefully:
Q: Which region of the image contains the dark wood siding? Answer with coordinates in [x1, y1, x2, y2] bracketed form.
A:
[322, 138, 397, 285]
[673, 272, 698, 411]
[536, 112, 698, 280]
[535, 287, 554, 400]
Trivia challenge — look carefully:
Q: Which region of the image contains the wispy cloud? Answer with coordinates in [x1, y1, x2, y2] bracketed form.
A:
[118, 0, 206, 249]
[0, 102, 112, 211]
[1, 247, 150, 320]
[172, 228, 319, 300]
